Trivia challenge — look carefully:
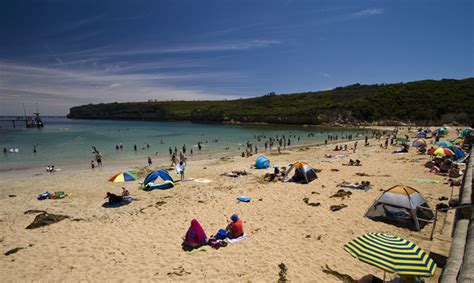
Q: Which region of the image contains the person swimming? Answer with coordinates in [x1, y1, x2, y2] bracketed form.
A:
[226, 214, 244, 239]
[184, 219, 208, 248]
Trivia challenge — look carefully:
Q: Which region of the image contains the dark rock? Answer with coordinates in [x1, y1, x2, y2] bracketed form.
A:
[25, 212, 69, 229]
[330, 204, 348, 212]
[278, 262, 288, 282]
[5, 247, 25, 256]
[330, 190, 352, 198]
[24, 210, 47, 215]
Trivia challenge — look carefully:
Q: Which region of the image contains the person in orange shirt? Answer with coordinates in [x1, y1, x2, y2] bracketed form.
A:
[226, 214, 244, 239]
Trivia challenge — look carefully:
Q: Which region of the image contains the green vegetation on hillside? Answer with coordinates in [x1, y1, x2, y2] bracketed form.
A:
[68, 78, 474, 125]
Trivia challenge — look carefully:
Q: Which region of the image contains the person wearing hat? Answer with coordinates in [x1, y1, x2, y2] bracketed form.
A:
[226, 214, 244, 239]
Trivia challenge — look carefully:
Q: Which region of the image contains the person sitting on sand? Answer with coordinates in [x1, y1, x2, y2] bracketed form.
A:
[226, 214, 244, 239]
[105, 192, 123, 203]
[334, 145, 340, 151]
[183, 219, 208, 248]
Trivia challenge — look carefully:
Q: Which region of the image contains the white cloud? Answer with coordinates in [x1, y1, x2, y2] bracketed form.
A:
[0, 61, 241, 115]
[103, 40, 281, 56]
[352, 8, 384, 17]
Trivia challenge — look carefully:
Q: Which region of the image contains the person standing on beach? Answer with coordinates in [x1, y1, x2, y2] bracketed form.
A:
[182, 144, 186, 154]
[96, 152, 103, 167]
[353, 141, 358, 153]
[148, 156, 152, 166]
[134, 144, 137, 151]
[3, 147, 7, 155]
[176, 161, 186, 181]
[90, 160, 95, 169]
[171, 152, 177, 166]
[179, 150, 186, 163]
[169, 147, 172, 155]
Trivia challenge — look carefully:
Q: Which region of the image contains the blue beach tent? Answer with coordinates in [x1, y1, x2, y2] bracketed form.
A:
[141, 170, 174, 190]
[255, 155, 270, 169]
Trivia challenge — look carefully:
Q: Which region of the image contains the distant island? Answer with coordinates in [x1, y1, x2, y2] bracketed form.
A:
[68, 78, 474, 126]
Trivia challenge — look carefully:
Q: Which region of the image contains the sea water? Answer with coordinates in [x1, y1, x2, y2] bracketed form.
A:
[0, 117, 369, 171]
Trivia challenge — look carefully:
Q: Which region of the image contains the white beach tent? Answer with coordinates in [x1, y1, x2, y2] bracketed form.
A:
[365, 185, 434, 231]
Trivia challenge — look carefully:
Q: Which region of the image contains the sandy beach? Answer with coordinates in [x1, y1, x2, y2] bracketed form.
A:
[0, 128, 462, 282]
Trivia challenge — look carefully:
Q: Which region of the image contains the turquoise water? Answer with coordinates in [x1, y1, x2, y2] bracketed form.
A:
[0, 118, 369, 171]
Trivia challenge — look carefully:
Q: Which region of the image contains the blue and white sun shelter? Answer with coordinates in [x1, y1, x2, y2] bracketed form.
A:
[255, 155, 270, 169]
[141, 170, 174, 190]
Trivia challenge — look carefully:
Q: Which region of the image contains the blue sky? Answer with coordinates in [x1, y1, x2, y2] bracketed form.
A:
[0, 0, 473, 115]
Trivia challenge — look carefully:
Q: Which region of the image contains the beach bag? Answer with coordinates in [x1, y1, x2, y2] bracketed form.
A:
[37, 191, 51, 200]
[216, 229, 227, 240]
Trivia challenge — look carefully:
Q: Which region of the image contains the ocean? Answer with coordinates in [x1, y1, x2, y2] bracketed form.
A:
[0, 117, 369, 171]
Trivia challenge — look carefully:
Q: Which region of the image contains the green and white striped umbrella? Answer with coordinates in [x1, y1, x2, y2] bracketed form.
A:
[344, 233, 436, 277]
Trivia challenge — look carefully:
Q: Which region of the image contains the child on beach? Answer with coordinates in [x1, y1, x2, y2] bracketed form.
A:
[176, 161, 186, 181]
[121, 187, 130, 197]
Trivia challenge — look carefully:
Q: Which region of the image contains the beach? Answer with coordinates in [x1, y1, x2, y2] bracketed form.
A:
[0, 127, 461, 282]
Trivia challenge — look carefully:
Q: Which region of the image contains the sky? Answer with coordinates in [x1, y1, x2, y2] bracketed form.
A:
[0, 0, 473, 115]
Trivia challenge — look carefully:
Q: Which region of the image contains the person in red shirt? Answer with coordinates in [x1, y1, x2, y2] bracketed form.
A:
[226, 214, 244, 239]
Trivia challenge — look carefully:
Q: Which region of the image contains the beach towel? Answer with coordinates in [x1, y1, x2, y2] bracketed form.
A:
[185, 245, 208, 253]
[226, 233, 249, 244]
[340, 184, 371, 192]
[102, 197, 137, 208]
[237, 196, 251, 202]
[409, 177, 440, 184]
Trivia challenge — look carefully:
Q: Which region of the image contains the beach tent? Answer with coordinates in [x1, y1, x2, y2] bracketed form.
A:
[284, 161, 318, 184]
[255, 155, 270, 169]
[141, 170, 174, 190]
[365, 185, 434, 231]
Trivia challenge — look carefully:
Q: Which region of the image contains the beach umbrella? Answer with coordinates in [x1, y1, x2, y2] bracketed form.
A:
[432, 147, 455, 157]
[450, 146, 466, 160]
[453, 137, 464, 145]
[412, 138, 427, 148]
[344, 232, 436, 277]
[109, 171, 138, 183]
[415, 132, 426, 138]
[435, 127, 447, 136]
[460, 128, 472, 138]
[435, 141, 454, 148]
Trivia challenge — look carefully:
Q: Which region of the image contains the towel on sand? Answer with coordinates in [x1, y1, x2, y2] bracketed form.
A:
[225, 233, 249, 244]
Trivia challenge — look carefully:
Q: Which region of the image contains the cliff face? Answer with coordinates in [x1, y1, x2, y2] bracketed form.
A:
[68, 78, 474, 125]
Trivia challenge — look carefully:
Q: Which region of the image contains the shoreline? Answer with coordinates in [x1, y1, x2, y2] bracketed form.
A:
[0, 134, 368, 178]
